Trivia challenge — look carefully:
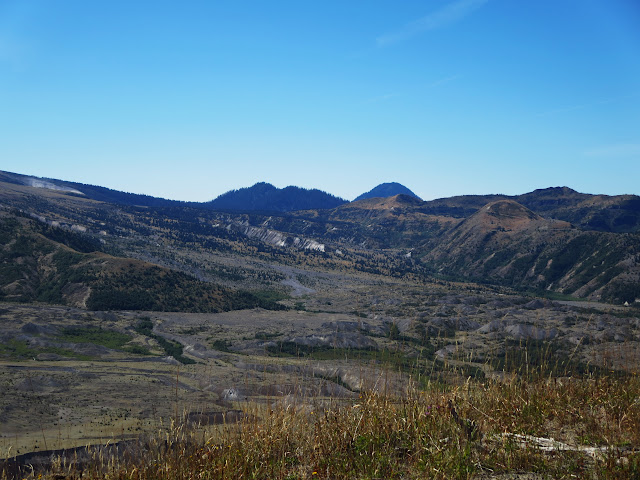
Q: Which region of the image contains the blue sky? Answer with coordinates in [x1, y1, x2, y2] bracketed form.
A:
[1, 0, 639, 202]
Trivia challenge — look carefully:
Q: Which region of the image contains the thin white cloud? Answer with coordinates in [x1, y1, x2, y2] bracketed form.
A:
[584, 143, 640, 158]
[377, 0, 489, 46]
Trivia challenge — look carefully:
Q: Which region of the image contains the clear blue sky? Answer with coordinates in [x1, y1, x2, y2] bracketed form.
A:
[1, 0, 639, 202]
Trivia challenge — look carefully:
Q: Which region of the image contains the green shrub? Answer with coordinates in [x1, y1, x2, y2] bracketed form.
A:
[59, 326, 132, 350]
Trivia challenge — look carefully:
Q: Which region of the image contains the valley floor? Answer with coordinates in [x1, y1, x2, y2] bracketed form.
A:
[1, 269, 639, 464]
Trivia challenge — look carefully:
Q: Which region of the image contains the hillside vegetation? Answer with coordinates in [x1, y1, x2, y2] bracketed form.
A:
[0, 211, 284, 312]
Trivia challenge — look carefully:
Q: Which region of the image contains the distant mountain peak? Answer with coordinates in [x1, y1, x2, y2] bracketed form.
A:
[461, 199, 562, 236]
[354, 182, 421, 202]
[250, 182, 277, 190]
[208, 183, 347, 212]
[522, 186, 583, 199]
[535, 186, 578, 195]
[481, 199, 541, 221]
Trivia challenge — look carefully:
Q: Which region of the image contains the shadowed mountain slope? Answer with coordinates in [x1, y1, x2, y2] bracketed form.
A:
[207, 182, 347, 212]
[0, 171, 184, 208]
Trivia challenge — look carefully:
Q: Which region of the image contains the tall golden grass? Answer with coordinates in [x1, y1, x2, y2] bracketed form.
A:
[6, 371, 638, 480]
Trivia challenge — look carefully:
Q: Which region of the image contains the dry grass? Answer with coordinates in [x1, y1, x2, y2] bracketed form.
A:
[5, 373, 639, 480]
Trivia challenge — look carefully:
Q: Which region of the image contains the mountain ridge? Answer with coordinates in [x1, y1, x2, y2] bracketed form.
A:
[1, 169, 640, 304]
[3, 170, 638, 232]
